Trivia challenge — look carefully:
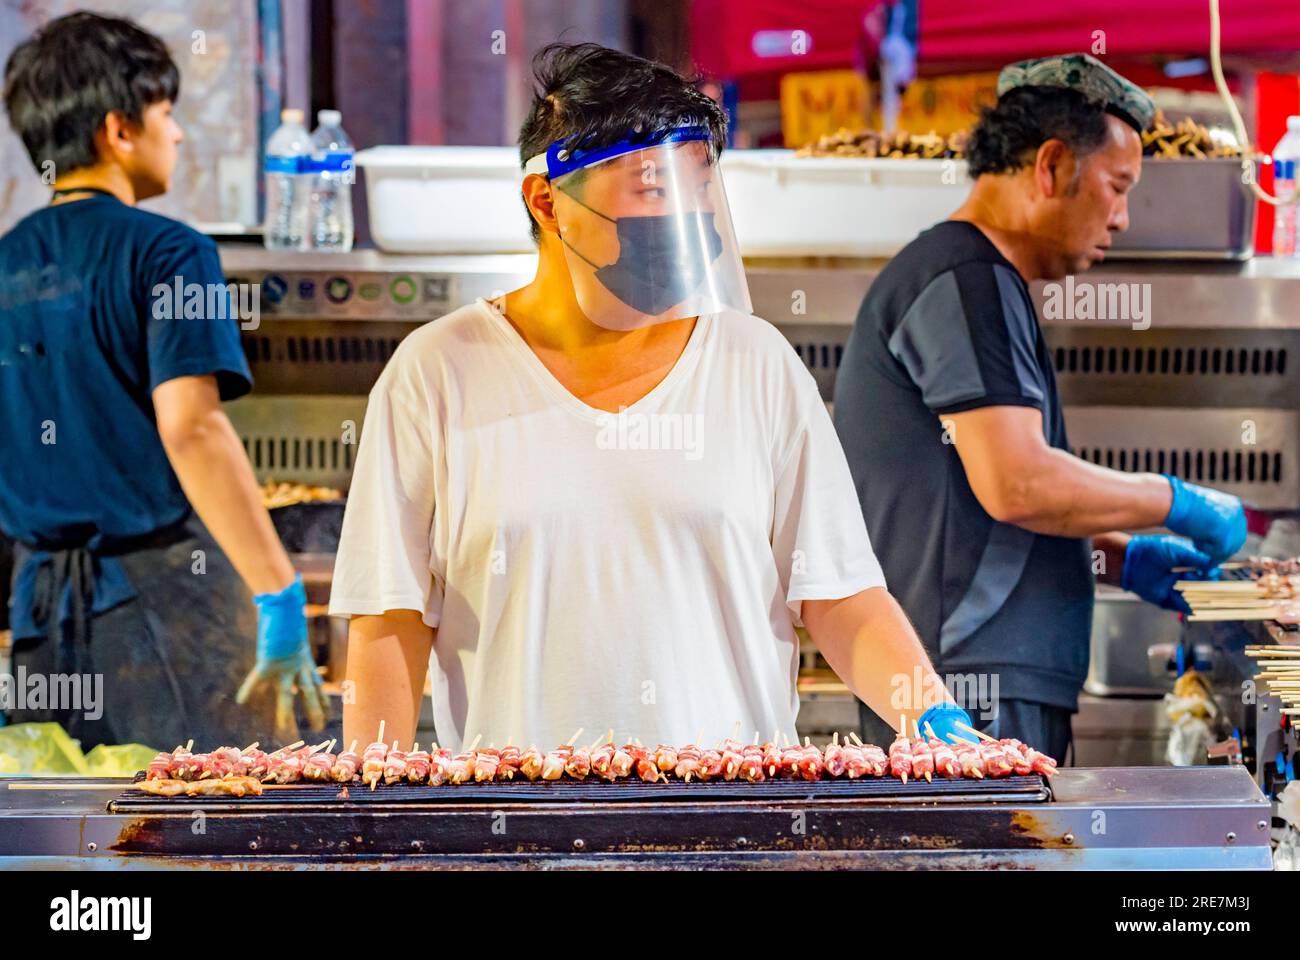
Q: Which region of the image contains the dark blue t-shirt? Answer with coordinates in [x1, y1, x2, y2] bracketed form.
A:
[832, 221, 1093, 711]
[0, 195, 252, 553]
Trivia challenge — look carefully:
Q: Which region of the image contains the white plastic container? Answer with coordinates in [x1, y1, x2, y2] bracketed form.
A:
[354, 145, 533, 253]
[720, 149, 971, 257]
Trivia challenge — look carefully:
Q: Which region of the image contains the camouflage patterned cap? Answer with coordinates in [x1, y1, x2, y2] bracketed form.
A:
[997, 53, 1155, 132]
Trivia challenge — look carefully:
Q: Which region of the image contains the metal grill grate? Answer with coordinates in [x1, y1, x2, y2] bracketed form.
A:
[242, 334, 404, 366]
[1072, 447, 1285, 485]
[109, 773, 1050, 813]
[1053, 345, 1288, 378]
[241, 435, 355, 474]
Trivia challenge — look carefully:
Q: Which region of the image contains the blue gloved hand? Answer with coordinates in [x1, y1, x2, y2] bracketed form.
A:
[918, 702, 976, 744]
[1163, 474, 1246, 566]
[236, 575, 327, 736]
[1122, 534, 1218, 613]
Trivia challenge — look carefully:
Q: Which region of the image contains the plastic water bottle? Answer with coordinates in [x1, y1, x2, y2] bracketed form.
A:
[264, 108, 312, 250]
[1272, 116, 1300, 259]
[308, 109, 355, 252]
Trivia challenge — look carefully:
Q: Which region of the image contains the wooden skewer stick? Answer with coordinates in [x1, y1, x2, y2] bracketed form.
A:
[465, 734, 483, 753]
[347, 740, 358, 754]
[955, 720, 996, 743]
[241, 741, 260, 753]
[566, 728, 584, 747]
[8, 781, 134, 791]
[924, 721, 939, 742]
[375, 720, 385, 745]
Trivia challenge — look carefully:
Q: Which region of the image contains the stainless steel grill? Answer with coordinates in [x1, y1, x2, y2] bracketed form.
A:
[0, 767, 1272, 869]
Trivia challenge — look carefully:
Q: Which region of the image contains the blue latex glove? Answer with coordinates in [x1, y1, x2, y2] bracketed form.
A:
[1122, 534, 1218, 613]
[918, 702, 975, 744]
[1163, 474, 1246, 566]
[236, 575, 326, 736]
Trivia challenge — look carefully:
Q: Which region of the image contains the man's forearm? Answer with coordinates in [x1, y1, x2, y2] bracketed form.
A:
[161, 408, 295, 595]
[802, 588, 952, 735]
[1002, 448, 1173, 537]
[342, 611, 434, 748]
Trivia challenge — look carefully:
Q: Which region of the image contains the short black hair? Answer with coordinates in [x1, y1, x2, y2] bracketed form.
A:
[3, 11, 180, 176]
[518, 42, 728, 242]
[966, 87, 1110, 179]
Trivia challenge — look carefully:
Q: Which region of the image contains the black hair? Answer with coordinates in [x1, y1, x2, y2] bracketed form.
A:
[3, 11, 180, 176]
[966, 87, 1111, 179]
[518, 42, 728, 242]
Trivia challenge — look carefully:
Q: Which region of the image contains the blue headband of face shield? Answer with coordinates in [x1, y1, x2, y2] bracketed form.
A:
[522, 124, 714, 180]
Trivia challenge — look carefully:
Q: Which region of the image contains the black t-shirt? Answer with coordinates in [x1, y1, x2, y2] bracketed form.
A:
[832, 220, 1093, 710]
[0, 194, 252, 552]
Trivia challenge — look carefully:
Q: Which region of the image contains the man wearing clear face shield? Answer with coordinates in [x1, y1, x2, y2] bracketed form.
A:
[330, 42, 973, 753]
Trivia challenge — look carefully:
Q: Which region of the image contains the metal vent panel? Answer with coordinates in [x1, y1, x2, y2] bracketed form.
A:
[776, 325, 850, 400]
[1063, 406, 1299, 509]
[223, 395, 368, 490]
[239, 319, 422, 395]
[1044, 328, 1300, 408]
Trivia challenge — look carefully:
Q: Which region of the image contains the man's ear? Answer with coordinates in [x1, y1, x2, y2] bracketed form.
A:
[98, 110, 135, 163]
[1033, 138, 1073, 199]
[521, 173, 560, 236]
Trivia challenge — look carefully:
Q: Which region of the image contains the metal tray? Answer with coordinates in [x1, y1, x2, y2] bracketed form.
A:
[1111, 158, 1256, 260]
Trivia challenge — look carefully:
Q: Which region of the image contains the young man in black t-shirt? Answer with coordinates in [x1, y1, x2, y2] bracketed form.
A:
[0, 13, 322, 747]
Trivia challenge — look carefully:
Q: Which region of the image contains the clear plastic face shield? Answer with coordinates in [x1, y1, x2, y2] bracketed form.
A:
[524, 125, 752, 331]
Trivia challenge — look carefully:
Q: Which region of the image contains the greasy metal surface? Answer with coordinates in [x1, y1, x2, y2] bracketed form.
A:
[0, 767, 1273, 870]
[0, 847, 1274, 871]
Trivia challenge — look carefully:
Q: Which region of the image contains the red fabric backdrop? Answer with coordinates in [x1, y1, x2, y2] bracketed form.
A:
[691, 0, 1300, 78]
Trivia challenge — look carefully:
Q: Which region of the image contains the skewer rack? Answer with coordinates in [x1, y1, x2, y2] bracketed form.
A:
[108, 773, 1051, 814]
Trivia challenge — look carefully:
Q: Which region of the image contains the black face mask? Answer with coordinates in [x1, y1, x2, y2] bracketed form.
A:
[560, 190, 724, 317]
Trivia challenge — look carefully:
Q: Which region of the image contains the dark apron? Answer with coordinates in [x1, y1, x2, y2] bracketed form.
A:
[7, 516, 279, 751]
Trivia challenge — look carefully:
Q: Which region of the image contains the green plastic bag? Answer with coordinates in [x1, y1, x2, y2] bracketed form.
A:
[0, 722, 159, 777]
[83, 743, 161, 777]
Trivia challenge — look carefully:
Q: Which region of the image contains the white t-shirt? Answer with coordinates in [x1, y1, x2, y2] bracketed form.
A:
[329, 299, 886, 751]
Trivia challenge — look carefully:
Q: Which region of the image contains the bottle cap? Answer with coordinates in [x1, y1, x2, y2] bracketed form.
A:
[281, 108, 305, 124]
[318, 109, 342, 127]
[1288, 116, 1300, 133]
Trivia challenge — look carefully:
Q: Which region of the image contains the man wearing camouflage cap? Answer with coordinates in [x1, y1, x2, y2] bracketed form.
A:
[833, 54, 1246, 758]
